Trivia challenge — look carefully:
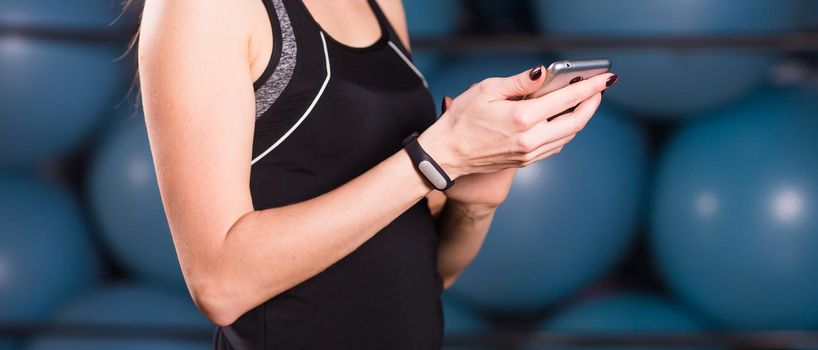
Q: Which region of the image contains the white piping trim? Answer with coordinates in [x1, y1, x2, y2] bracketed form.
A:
[251, 32, 331, 165]
[387, 41, 428, 88]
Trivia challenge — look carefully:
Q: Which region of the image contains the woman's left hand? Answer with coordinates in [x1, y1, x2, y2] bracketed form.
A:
[437, 96, 517, 211]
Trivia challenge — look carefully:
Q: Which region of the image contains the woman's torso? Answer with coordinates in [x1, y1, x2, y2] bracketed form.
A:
[214, 0, 443, 348]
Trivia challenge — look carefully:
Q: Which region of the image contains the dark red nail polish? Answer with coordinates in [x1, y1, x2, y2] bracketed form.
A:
[606, 74, 620, 87]
[529, 65, 543, 80]
[441, 96, 448, 114]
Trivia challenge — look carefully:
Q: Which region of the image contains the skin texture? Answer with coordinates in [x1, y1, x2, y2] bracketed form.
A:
[138, 0, 612, 327]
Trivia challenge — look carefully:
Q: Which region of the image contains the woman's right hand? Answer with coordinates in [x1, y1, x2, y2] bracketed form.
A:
[418, 67, 617, 179]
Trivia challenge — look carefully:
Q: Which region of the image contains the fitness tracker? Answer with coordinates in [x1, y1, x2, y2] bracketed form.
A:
[402, 131, 455, 191]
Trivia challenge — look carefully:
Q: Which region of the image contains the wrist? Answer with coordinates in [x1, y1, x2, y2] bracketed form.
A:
[397, 148, 437, 194]
[416, 116, 463, 180]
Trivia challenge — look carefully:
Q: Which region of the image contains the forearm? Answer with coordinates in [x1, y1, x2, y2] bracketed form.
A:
[195, 149, 433, 325]
[435, 200, 496, 289]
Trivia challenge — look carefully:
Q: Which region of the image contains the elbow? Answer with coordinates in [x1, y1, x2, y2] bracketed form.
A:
[188, 270, 289, 327]
[200, 302, 240, 328]
[186, 218, 255, 327]
[189, 279, 244, 327]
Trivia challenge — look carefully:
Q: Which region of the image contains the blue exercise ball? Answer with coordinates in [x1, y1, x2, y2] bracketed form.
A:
[0, 37, 131, 167]
[448, 108, 647, 314]
[428, 53, 551, 111]
[532, 0, 806, 117]
[0, 0, 137, 31]
[651, 87, 818, 329]
[25, 283, 211, 350]
[443, 295, 490, 333]
[403, 0, 459, 37]
[537, 292, 714, 350]
[442, 294, 490, 350]
[0, 174, 102, 350]
[87, 114, 186, 292]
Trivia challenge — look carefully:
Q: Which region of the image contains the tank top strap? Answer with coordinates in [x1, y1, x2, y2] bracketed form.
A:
[253, 0, 284, 91]
[365, 0, 412, 56]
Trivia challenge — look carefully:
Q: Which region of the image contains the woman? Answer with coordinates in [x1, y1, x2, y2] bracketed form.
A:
[136, 0, 617, 348]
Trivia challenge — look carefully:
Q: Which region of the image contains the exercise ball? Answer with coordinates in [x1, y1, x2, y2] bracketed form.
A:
[448, 108, 647, 314]
[651, 88, 818, 329]
[0, 37, 130, 167]
[532, 0, 806, 117]
[87, 115, 186, 292]
[403, 0, 459, 37]
[428, 53, 550, 110]
[0, 0, 137, 31]
[442, 294, 490, 350]
[26, 283, 211, 350]
[443, 296, 490, 333]
[536, 292, 713, 350]
[0, 174, 102, 349]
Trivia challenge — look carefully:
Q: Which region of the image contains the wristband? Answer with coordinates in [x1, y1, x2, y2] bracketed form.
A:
[402, 131, 455, 191]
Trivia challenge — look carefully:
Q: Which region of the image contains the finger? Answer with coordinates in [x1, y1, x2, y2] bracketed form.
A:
[507, 73, 615, 128]
[493, 144, 568, 170]
[482, 65, 546, 100]
[520, 133, 575, 163]
[510, 93, 602, 154]
[521, 145, 565, 167]
[490, 133, 574, 168]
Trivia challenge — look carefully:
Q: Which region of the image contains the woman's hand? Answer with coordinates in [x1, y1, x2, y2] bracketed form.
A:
[436, 96, 515, 210]
[419, 66, 614, 201]
[427, 70, 612, 288]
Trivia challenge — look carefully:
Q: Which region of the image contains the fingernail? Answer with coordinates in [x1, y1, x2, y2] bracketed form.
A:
[441, 96, 448, 114]
[606, 74, 620, 87]
[529, 65, 543, 80]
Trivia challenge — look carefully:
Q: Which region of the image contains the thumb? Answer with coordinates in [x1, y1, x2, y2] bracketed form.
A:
[490, 65, 545, 99]
[441, 96, 453, 114]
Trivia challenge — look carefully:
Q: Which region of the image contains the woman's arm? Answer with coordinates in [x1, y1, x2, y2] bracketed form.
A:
[139, 0, 438, 326]
[435, 199, 497, 288]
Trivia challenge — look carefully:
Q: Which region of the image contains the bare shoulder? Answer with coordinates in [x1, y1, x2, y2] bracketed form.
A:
[138, 0, 261, 109]
[374, 0, 411, 52]
[139, 0, 256, 57]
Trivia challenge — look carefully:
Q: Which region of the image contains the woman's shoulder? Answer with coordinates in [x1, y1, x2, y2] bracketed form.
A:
[140, 0, 270, 82]
[139, 0, 258, 53]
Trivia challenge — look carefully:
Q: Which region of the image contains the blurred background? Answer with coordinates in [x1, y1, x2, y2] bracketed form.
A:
[1, 0, 818, 349]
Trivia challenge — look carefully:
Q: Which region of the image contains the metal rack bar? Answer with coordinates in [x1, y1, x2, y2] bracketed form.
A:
[2, 26, 818, 52]
[3, 323, 818, 349]
[445, 330, 818, 349]
[411, 33, 818, 52]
